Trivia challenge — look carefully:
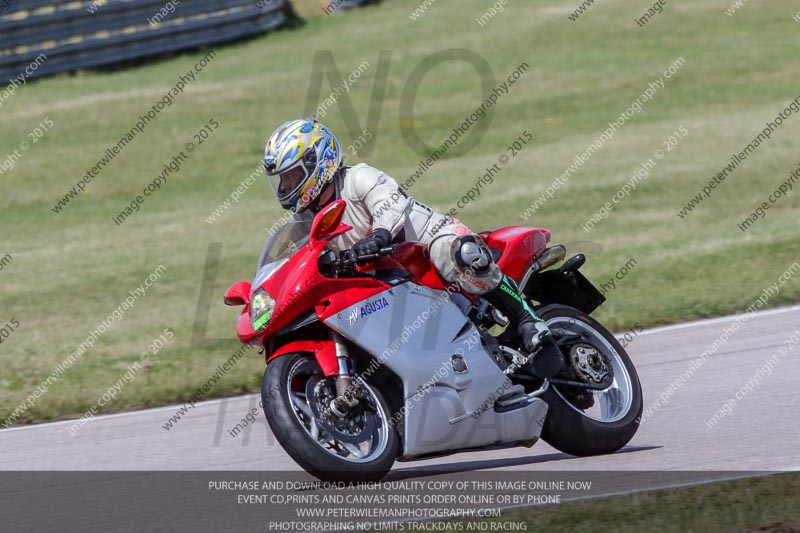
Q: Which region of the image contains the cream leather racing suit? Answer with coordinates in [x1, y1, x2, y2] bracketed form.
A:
[328, 163, 502, 294]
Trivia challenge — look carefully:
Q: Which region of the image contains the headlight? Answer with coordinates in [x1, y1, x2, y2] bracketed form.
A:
[250, 288, 274, 332]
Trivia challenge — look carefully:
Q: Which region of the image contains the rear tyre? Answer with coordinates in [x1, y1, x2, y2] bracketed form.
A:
[263, 352, 399, 482]
[535, 305, 643, 456]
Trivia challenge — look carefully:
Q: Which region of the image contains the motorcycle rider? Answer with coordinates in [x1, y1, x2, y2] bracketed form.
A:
[263, 119, 562, 374]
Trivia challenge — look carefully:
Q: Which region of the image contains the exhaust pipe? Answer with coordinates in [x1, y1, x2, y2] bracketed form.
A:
[520, 244, 566, 289]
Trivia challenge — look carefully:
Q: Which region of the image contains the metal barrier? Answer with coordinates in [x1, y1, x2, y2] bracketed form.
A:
[0, 0, 289, 83]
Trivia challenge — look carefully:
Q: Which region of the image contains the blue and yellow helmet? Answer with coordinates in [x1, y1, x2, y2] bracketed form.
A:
[263, 119, 343, 213]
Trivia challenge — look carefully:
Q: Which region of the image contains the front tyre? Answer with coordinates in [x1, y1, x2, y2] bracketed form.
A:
[536, 305, 643, 456]
[263, 352, 399, 482]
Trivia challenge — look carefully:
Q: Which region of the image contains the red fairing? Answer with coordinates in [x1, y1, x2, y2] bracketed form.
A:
[268, 339, 339, 377]
[482, 227, 550, 285]
[387, 242, 447, 290]
[230, 203, 395, 371]
[256, 239, 389, 340]
[236, 313, 257, 343]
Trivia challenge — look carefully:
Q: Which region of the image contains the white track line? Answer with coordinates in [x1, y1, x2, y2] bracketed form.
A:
[0, 394, 259, 434]
[628, 304, 800, 338]
[3, 304, 800, 434]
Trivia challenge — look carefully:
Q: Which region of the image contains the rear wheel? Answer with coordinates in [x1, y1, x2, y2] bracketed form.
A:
[262, 352, 399, 482]
[535, 305, 643, 456]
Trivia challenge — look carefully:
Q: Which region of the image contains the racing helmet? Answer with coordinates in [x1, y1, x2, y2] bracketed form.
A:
[263, 119, 343, 213]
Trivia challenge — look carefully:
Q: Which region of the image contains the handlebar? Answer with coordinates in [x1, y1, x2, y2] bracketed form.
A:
[332, 245, 397, 268]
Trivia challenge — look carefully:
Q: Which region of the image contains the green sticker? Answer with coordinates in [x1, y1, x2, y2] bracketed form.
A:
[253, 310, 271, 331]
[500, 281, 522, 302]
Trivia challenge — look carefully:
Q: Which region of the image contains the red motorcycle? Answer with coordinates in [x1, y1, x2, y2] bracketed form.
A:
[225, 200, 642, 482]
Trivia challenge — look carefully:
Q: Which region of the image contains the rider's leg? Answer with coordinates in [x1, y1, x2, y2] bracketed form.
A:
[483, 274, 549, 352]
[428, 232, 563, 376]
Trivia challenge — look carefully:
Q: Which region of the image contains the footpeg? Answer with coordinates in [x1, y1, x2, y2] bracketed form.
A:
[500, 338, 564, 379]
[490, 308, 510, 327]
[500, 345, 538, 375]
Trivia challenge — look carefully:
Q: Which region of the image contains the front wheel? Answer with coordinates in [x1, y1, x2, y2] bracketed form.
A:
[262, 352, 399, 482]
[535, 304, 643, 456]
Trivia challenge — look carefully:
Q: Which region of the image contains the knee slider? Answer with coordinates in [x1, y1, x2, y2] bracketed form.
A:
[451, 235, 493, 276]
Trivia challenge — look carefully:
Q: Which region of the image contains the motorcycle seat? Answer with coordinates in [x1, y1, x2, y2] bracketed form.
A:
[478, 227, 550, 284]
[477, 231, 503, 262]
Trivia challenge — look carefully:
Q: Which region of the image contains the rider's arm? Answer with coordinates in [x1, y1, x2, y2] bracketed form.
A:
[354, 165, 408, 239]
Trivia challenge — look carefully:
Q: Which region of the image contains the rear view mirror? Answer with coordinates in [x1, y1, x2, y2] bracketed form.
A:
[309, 199, 347, 244]
[224, 281, 251, 306]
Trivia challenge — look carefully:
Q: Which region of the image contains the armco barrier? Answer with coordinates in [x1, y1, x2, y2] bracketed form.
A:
[0, 0, 289, 83]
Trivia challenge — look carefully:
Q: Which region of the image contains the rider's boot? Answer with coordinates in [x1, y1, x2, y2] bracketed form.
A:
[483, 275, 564, 378]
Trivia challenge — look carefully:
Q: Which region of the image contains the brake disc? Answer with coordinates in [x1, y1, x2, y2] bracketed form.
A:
[568, 342, 614, 388]
[305, 377, 376, 444]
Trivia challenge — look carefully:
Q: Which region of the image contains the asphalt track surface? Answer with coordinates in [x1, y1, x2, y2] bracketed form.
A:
[2, 305, 799, 531]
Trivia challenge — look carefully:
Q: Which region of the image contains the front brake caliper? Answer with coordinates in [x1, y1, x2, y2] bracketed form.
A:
[308, 378, 374, 444]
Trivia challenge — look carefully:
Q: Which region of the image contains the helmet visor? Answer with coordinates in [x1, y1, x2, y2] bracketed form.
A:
[278, 166, 306, 196]
[267, 163, 310, 208]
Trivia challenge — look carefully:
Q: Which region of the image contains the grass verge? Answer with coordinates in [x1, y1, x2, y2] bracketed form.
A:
[1, 0, 799, 423]
[449, 472, 800, 533]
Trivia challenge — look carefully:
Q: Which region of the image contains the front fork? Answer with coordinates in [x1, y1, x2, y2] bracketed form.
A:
[329, 330, 359, 415]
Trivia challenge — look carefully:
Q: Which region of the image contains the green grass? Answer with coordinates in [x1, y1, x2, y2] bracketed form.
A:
[448, 472, 800, 533]
[2, 0, 799, 423]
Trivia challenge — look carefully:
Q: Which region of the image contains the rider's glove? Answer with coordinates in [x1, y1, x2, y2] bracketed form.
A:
[352, 228, 392, 258]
